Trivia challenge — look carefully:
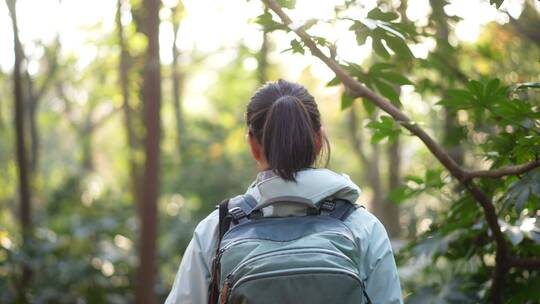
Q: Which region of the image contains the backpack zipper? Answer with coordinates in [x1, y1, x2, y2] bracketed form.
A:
[221, 267, 364, 304]
[219, 230, 356, 255]
[227, 247, 356, 279]
[220, 274, 232, 304]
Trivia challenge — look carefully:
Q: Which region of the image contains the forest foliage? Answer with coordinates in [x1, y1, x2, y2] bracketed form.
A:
[0, 0, 539, 303]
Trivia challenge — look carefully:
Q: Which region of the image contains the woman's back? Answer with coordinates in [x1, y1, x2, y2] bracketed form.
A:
[165, 80, 402, 303]
[165, 168, 402, 303]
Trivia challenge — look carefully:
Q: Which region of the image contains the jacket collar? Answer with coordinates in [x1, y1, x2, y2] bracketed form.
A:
[245, 168, 361, 216]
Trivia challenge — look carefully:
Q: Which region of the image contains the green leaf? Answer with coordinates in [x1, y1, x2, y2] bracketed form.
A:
[372, 38, 390, 59]
[485, 78, 501, 96]
[383, 34, 413, 59]
[502, 170, 540, 213]
[425, 169, 444, 188]
[313, 36, 328, 47]
[466, 80, 484, 98]
[515, 187, 530, 214]
[373, 80, 401, 106]
[388, 185, 418, 204]
[369, 63, 395, 74]
[437, 97, 471, 110]
[341, 93, 356, 110]
[366, 115, 401, 143]
[379, 72, 412, 85]
[370, 131, 388, 144]
[368, 63, 412, 86]
[362, 99, 376, 115]
[255, 11, 287, 32]
[350, 22, 370, 45]
[489, 0, 504, 8]
[447, 89, 473, 100]
[290, 39, 304, 54]
[326, 77, 340, 87]
[367, 7, 399, 22]
[345, 62, 366, 79]
[277, 0, 296, 9]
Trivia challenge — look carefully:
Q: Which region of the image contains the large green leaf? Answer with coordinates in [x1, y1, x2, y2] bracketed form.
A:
[349, 7, 415, 60]
[373, 79, 401, 106]
[366, 115, 401, 143]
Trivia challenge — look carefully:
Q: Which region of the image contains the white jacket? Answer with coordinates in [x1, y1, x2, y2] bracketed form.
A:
[165, 168, 403, 304]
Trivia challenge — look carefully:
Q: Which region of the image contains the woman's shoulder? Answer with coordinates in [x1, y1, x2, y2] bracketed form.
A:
[343, 205, 390, 243]
[189, 209, 220, 258]
[193, 209, 219, 237]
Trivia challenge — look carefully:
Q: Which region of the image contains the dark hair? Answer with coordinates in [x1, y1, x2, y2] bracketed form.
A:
[246, 79, 330, 182]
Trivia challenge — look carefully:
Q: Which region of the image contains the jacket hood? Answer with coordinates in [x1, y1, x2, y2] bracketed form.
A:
[244, 168, 362, 216]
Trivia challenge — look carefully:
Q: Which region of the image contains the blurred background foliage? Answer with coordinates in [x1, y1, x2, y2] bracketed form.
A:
[0, 0, 539, 303]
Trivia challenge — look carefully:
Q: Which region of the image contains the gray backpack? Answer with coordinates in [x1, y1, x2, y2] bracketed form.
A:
[208, 194, 372, 304]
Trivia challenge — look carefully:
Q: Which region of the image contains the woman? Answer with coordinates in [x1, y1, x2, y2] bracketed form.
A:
[165, 79, 402, 304]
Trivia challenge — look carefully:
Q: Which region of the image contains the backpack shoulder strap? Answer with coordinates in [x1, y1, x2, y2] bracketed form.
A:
[209, 198, 230, 304]
[227, 194, 258, 224]
[217, 198, 231, 240]
[217, 194, 258, 241]
[209, 195, 258, 304]
[324, 199, 371, 304]
[320, 198, 359, 221]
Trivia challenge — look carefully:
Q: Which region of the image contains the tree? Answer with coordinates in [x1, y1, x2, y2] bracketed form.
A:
[134, 0, 162, 303]
[116, 0, 142, 206]
[260, 0, 540, 302]
[6, 0, 32, 300]
[257, 7, 271, 85]
[25, 38, 60, 173]
[170, 2, 186, 157]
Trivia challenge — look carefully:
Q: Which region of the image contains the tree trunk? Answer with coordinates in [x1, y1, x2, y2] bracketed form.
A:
[135, 0, 161, 303]
[430, 0, 464, 165]
[509, 0, 540, 47]
[257, 9, 270, 85]
[0, 96, 4, 130]
[25, 39, 59, 173]
[23, 72, 39, 172]
[81, 120, 94, 172]
[348, 104, 401, 237]
[7, 0, 32, 300]
[367, 143, 385, 219]
[171, 4, 185, 157]
[385, 138, 401, 238]
[117, 0, 141, 201]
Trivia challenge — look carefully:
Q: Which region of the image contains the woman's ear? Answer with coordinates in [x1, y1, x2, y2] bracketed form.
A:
[247, 132, 263, 163]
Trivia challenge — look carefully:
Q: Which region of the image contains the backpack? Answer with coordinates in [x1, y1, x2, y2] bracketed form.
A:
[208, 194, 372, 304]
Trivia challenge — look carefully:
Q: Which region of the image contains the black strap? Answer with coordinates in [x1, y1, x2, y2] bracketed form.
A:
[218, 199, 232, 240]
[229, 194, 258, 224]
[328, 199, 358, 220]
[209, 195, 258, 303]
[208, 198, 230, 304]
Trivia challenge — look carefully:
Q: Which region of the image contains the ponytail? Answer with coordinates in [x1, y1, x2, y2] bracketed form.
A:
[246, 79, 330, 182]
[262, 96, 316, 181]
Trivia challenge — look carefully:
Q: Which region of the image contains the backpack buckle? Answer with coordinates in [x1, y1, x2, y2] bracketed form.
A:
[228, 207, 247, 223]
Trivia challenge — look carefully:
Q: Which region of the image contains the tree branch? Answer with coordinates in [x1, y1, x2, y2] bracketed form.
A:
[510, 256, 540, 268]
[264, 0, 466, 181]
[33, 42, 60, 102]
[464, 158, 540, 180]
[262, 1, 512, 301]
[87, 106, 122, 133]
